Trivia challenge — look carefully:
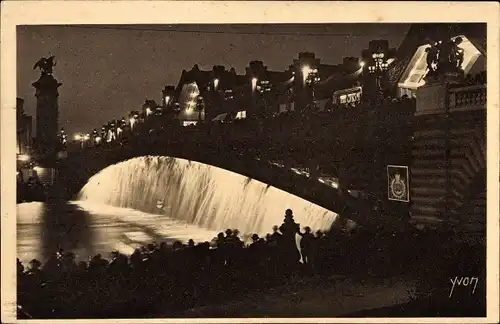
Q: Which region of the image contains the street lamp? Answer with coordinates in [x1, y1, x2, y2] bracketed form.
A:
[173, 102, 181, 117]
[301, 65, 319, 111]
[302, 65, 312, 83]
[58, 128, 67, 146]
[251, 77, 258, 92]
[368, 51, 389, 92]
[196, 95, 204, 123]
[129, 117, 136, 129]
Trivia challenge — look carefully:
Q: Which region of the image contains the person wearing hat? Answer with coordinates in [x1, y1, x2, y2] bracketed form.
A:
[279, 209, 301, 268]
[26, 259, 44, 285]
[248, 233, 265, 270]
[28, 259, 42, 271]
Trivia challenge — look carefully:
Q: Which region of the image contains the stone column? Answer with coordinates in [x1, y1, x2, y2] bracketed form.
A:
[32, 73, 62, 161]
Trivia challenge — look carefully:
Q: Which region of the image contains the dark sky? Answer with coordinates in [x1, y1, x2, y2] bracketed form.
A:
[17, 24, 410, 135]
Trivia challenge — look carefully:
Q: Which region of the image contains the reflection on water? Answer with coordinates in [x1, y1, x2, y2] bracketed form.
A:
[17, 201, 220, 265]
[78, 156, 338, 235]
[18, 202, 93, 264]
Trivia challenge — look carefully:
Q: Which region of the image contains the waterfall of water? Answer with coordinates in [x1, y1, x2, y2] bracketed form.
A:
[78, 156, 338, 236]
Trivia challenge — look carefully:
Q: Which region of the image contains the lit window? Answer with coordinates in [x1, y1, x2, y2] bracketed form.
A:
[235, 111, 247, 119]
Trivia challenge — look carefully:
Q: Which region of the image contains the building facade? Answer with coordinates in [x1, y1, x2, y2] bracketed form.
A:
[16, 98, 33, 155]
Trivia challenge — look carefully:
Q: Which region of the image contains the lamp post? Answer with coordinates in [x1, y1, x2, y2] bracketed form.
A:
[58, 128, 67, 149]
[91, 129, 101, 146]
[129, 111, 139, 131]
[251, 77, 259, 116]
[196, 95, 205, 124]
[173, 102, 181, 115]
[302, 65, 320, 111]
[368, 52, 389, 95]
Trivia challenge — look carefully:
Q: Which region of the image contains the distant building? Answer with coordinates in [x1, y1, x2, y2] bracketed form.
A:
[278, 52, 363, 113]
[167, 24, 486, 122]
[173, 64, 291, 124]
[16, 98, 33, 155]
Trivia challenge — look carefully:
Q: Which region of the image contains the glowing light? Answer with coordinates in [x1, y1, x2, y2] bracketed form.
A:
[359, 61, 366, 67]
[83, 134, 90, 141]
[235, 111, 247, 119]
[317, 177, 339, 189]
[213, 78, 219, 90]
[182, 121, 198, 127]
[74, 134, 82, 141]
[18, 154, 30, 162]
[302, 65, 312, 83]
[251, 77, 258, 91]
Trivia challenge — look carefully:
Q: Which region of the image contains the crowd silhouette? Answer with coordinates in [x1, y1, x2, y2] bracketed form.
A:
[17, 208, 485, 319]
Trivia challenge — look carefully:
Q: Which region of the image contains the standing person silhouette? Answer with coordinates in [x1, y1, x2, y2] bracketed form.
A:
[279, 209, 301, 270]
[299, 226, 316, 268]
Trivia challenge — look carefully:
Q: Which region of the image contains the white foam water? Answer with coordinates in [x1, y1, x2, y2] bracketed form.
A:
[78, 156, 338, 237]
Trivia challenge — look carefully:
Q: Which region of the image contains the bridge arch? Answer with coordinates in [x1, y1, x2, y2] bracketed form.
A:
[77, 155, 341, 236]
[57, 144, 408, 230]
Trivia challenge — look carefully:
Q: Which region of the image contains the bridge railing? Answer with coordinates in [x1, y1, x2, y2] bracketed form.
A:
[448, 84, 486, 113]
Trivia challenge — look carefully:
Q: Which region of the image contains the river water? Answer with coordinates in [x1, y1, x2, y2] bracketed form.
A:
[17, 156, 339, 265]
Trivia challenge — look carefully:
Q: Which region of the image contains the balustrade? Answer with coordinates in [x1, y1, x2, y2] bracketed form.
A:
[449, 84, 486, 112]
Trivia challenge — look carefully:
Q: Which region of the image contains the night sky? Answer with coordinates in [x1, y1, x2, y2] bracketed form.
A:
[17, 24, 410, 135]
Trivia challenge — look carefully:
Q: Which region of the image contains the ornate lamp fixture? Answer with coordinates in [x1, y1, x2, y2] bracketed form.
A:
[301, 65, 320, 106]
[368, 52, 389, 74]
[58, 128, 67, 145]
[302, 65, 320, 86]
[195, 95, 205, 122]
[366, 49, 389, 93]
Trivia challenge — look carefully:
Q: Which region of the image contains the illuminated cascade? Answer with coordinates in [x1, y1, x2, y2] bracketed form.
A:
[78, 156, 338, 236]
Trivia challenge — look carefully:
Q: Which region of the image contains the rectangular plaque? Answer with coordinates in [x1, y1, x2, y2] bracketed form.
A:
[387, 165, 410, 202]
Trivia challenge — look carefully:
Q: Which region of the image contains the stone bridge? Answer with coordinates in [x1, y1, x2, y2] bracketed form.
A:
[56, 136, 411, 231]
[55, 82, 487, 234]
